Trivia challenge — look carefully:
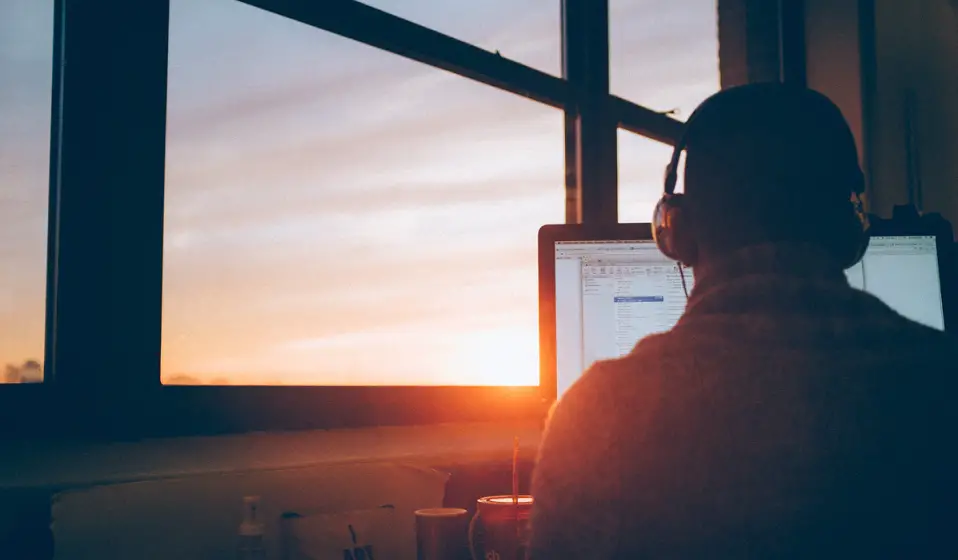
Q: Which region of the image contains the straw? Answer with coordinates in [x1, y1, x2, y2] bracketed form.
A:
[513, 435, 520, 548]
[512, 436, 519, 507]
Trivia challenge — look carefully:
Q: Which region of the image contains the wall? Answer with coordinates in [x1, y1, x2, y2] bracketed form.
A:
[805, 0, 958, 226]
[717, 0, 785, 87]
[871, 0, 958, 224]
[803, 0, 866, 172]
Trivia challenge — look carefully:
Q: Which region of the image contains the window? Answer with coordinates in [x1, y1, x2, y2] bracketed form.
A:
[617, 130, 678, 224]
[609, 0, 720, 120]
[0, 0, 53, 384]
[163, 0, 564, 387]
[358, 0, 561, 76]
[0, 0, 730, 436]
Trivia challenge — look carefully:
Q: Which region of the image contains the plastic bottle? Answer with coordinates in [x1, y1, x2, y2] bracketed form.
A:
[237, 495, 267, 560]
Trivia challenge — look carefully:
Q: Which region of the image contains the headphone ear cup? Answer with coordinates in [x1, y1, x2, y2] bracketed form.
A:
[652, 196, 675, 259]
[841, 186, 870, 269]
[653, 194, 692, 264]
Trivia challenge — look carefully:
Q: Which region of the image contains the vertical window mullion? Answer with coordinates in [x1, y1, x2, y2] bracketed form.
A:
[562, 0, 617, 225]
[49, 0, 170, 432]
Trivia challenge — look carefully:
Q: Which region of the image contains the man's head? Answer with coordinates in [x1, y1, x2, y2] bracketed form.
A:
[652, 83, 867, 269]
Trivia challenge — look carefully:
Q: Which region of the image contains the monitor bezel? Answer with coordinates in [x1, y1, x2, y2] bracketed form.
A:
[537, 223, 656, 402]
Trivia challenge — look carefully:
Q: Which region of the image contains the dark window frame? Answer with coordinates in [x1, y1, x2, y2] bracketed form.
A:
[0, 0, 685, 441]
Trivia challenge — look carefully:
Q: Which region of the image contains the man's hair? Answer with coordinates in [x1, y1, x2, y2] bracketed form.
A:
[681, 84, 862, 254]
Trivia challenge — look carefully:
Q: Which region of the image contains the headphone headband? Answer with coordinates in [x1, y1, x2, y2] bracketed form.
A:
[663, 103, 702, 196]
[663, 84, 866, 198]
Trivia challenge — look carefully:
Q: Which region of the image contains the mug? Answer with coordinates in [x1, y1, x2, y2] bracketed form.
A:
[467, 495, 534, 560]
[415, 508, 469, 560]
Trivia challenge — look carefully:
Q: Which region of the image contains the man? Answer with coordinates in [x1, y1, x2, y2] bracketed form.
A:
[529, 84, 957, 558]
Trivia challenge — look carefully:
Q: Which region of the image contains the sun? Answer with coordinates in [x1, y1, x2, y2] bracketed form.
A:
[453, 325, 540, 386]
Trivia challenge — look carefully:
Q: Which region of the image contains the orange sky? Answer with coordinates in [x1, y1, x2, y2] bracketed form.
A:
[0, 0, 718, 385]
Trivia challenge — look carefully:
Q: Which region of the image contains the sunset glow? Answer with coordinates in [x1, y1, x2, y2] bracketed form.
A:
[0, 0, 719, 385]
[449, 326, 541, 386]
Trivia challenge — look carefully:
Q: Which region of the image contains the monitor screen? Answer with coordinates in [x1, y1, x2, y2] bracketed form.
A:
[553, 234, 945, 397]
[845, 235, 945, 331]
[554, 239, 692, 396]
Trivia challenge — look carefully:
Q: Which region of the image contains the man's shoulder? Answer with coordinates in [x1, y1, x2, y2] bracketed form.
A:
[581, 332, 672, 380]
[558, 332, 673, 412]
[859, 297, 956, 356]
[884, 316, 958, 367]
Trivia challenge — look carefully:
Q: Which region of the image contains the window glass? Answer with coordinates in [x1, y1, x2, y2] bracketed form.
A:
[0, 0, 53, 384]
[358, 0, 561, 76]
[610, 0, 720, 120]
[617, 129, 679, 224]
[163, 0, 563, 386]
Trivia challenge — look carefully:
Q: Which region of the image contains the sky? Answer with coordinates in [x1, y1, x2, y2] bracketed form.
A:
[0, 0, 718, 386]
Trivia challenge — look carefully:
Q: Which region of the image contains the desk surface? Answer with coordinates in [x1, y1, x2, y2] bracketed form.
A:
[0, 421, 542, 492]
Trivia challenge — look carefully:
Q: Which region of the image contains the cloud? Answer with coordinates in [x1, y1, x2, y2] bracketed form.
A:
[609, 0, 719, 112]
[161, 217, 544, 315]
[160, 56, 565, 270]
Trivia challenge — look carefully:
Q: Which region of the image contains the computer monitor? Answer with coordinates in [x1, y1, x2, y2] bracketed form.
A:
[539, 225, 947, 399]
[538, 224, 686, 398]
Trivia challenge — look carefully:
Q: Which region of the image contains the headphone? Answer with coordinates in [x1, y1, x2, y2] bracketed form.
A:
[651, 85, 870, 270]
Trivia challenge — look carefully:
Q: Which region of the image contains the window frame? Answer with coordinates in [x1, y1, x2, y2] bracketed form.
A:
[0, 0, 685, 440]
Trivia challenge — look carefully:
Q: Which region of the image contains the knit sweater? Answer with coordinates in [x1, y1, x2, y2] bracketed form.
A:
[529, 243, 957, 559]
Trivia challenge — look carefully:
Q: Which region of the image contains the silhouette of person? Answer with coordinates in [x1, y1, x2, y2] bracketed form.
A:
[529, 83, 957, 559]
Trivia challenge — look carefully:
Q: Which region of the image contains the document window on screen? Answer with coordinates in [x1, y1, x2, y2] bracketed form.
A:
[554, 240, 692, 396]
